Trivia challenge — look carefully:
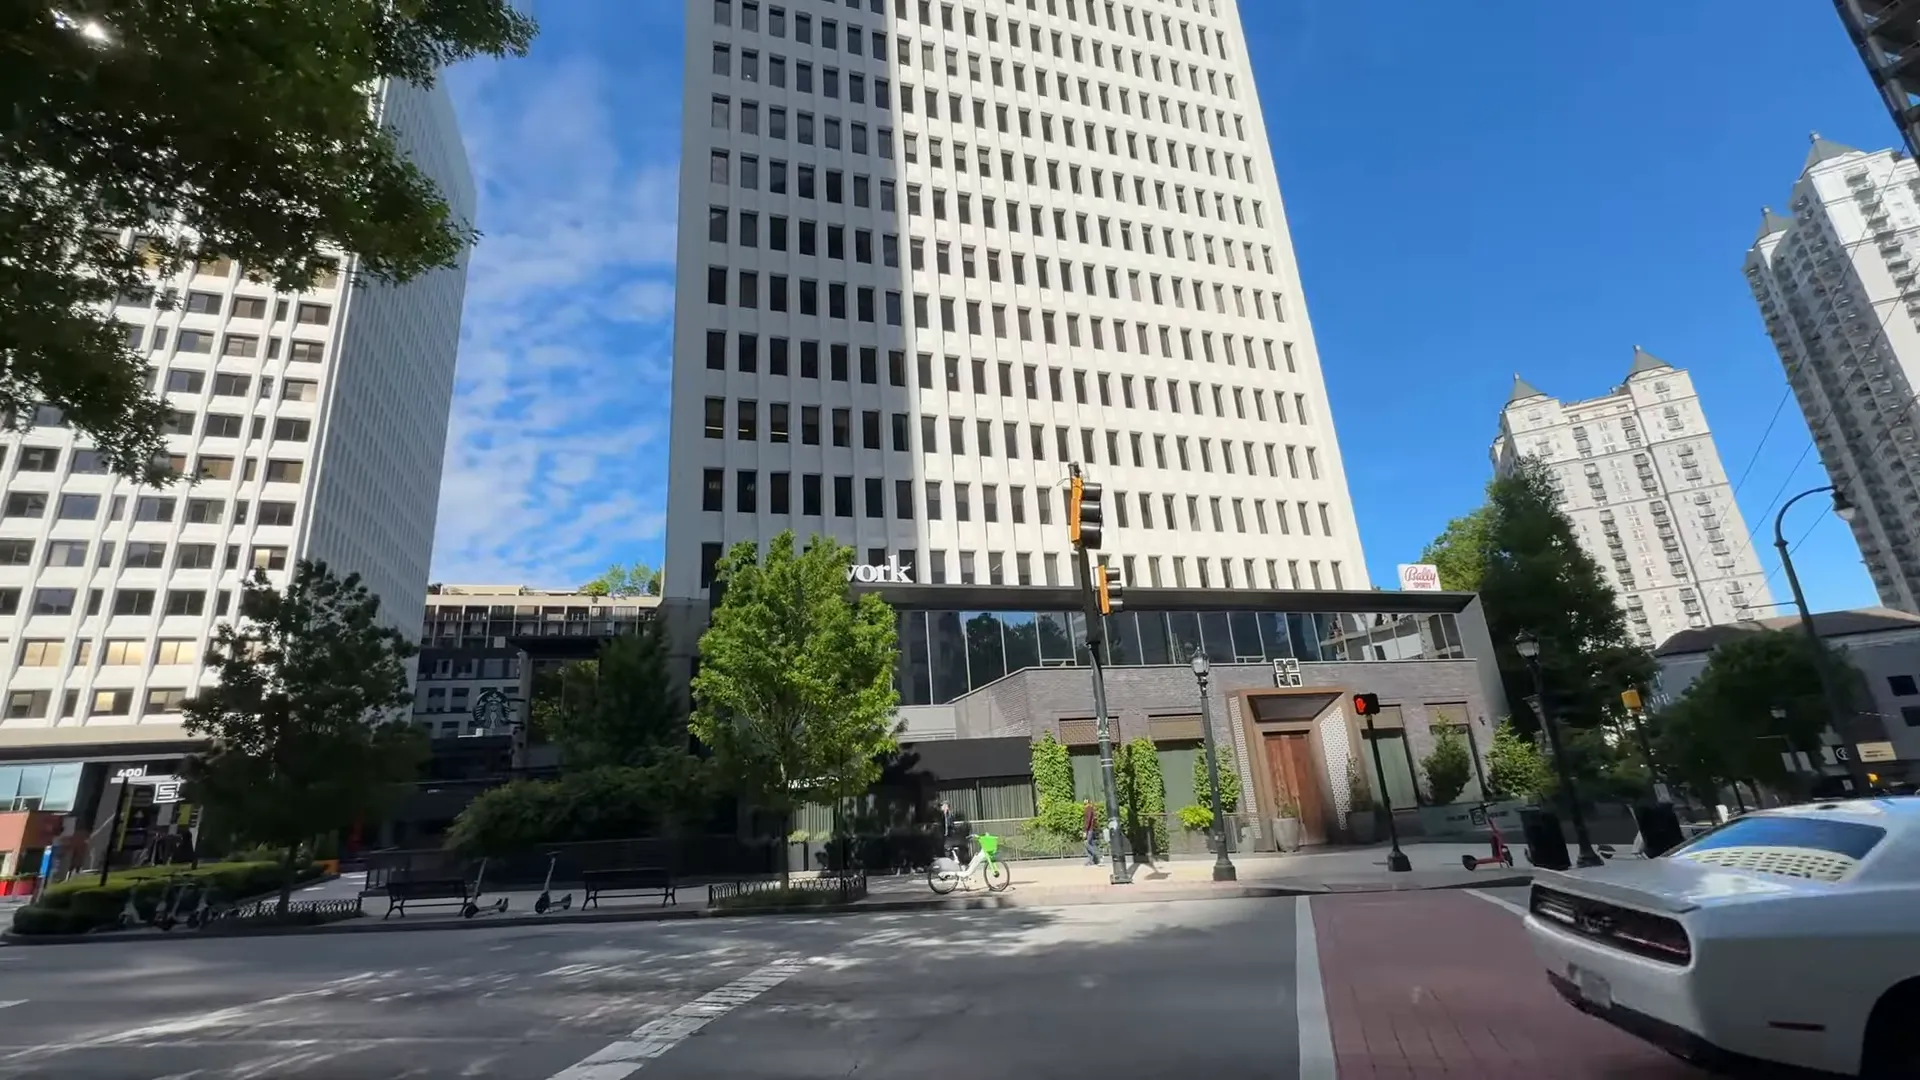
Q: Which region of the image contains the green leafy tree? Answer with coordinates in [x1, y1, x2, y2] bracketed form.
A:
[1114, 737, 1168, 859]
[1486, 719, 1551, 802]
[581, 562, 661, 597]
[1422, 726, 1475, 805]
[690, 532, 900, 882]
[542, 621, 682, 769]
[1653, 629, 1866, 797]
[1419, 506, 1492, 593]
[180, 562, 424, 912]
[1477, 459, 1656, 738]
[1027, 732, 1082, 841]
[3, 3, 536, 477]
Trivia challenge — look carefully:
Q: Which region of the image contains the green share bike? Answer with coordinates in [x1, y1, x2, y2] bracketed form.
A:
[927, 832, 1010, 894]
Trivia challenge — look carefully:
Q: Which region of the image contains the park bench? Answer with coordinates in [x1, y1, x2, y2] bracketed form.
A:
[581, 866, 677, 909]
[383, 874, 475, 918]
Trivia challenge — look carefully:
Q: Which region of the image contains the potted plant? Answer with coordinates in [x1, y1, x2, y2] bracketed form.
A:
[1271, 793, 1305, 853]
[786, 828, 812, 873]
[1346, 761, 1379, 845]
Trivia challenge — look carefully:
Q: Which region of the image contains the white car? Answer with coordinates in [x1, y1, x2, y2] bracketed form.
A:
[1524, 797, 1920, 1078]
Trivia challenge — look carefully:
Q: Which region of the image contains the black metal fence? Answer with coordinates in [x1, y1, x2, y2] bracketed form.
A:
[708, 871, 869, 907]
[361, 835, 797, 893]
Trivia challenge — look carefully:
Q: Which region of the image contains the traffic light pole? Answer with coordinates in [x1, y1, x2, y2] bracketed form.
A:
[1078, 543, 1130, 886]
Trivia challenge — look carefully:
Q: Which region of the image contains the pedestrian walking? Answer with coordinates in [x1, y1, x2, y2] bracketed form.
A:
[1083, 798, 1101, 865]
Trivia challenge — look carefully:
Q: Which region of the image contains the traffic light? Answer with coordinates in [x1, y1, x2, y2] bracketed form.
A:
[1095, 564, 1124, 614]
[1069, 474, 1104, 549]
[1352, 692, 1380, 717]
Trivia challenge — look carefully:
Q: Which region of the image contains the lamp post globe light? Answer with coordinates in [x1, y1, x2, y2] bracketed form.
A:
[1189, 652, 1236, 882]
[1514, 631, 1604, 868]
[1774, 485, 1874, 795]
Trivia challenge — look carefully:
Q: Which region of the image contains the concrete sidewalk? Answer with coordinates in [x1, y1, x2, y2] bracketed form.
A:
[3, 842, 1532, 946]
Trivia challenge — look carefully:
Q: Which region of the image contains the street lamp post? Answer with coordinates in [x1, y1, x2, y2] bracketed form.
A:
[1774, 485, 1874, 795]
[1515, 631, 1604, 868]
[1189, 653, 1237, 882]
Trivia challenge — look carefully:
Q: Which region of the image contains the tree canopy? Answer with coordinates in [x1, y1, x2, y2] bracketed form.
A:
[1651, 629, 1867, 800]
[181, 562, 424, 908]
[1420, 506, 1491, 593]
[581, 562, 661, 597]
[2, 2, 536, 476]
[689, 533, 900, 857]
[539, 621, 683, 769]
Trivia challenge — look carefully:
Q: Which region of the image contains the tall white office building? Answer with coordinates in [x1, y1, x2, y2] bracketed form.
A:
[0, 79, 473, 758]
[664, 0, 1369, 614]
[1491, 350, 1773, 648]
[1746, 135, 1920, 614]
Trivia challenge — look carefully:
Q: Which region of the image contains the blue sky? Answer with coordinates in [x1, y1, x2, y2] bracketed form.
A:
[434, 0, 1893, 614]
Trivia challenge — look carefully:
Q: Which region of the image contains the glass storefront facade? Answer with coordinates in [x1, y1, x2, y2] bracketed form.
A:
[0, 761, 84, 813]
[894, 607, 1469, 707]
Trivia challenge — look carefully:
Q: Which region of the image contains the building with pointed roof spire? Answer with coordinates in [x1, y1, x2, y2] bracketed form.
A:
[1744, 135, 1920, 615]
[1489, 351, 1773, 648]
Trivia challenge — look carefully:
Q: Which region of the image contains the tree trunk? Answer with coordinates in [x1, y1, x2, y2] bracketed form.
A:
[276, 846, 296, 916]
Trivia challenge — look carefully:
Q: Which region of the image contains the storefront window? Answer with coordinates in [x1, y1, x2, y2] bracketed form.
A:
[0, 762, 81, 812]
[1002, 612, 1041, 674]
[1036, 612, 1075, 663]
[1137, 611, 1173, 665]
[1168, 612, 1203, 663]
[1102, 612, 1141, 665]
[1228, 611, 1264, 662]
[1199, 612, 1234, 665]
[929, 611, 969, 704]
[963, 612, 1007, 686]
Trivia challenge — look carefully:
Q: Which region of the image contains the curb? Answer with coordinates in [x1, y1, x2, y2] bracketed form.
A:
[0, 875, 1533, 948]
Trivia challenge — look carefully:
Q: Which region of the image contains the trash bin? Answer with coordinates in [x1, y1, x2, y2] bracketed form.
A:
[1519, 807, 1571, 871]
[1633, 803, 1686, 858]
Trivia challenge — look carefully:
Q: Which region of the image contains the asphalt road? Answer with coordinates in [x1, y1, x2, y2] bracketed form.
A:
[0, 884, 1682, 1080]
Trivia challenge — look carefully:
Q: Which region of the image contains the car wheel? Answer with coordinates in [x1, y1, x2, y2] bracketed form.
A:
[1863, 982, 1920, 1079]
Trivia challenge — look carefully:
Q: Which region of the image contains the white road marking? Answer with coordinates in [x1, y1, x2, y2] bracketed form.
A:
[1294, 896, 1337, 1080]
[1468, 888, 1530, 918]
[0, 1001, 22, 1010]
[545, 958, 808, 1080]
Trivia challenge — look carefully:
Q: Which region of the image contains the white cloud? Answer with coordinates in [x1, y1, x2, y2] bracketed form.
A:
[428, 42, 682, 589]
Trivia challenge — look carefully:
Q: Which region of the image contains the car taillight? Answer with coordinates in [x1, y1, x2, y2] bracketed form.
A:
[1530, 885, 1692, 966]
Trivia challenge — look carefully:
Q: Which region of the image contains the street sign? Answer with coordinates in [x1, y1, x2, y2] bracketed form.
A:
[1857, 741, 1898, 764]
[1468, 806, 1488, 828]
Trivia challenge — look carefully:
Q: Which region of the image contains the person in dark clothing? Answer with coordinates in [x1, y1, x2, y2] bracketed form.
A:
[939, 800, 971, 862]
[1083, 799, 1102, 865]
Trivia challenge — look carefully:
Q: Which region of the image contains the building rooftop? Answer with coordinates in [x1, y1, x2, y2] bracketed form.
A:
[1654, 606, 1920, 657]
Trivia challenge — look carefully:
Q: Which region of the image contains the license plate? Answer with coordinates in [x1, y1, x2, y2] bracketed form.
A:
[1570, 964, 1612, 1009]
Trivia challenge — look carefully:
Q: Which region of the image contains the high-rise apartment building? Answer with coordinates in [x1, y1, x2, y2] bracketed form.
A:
[1491, 350, 1773, 648]
[0, 78, 473, 765]
[1745, 136, 1920, 614]
[663, 0, 1369, 611]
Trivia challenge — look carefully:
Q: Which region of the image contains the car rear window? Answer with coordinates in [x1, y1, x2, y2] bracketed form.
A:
[1669, 816, 1886, 882]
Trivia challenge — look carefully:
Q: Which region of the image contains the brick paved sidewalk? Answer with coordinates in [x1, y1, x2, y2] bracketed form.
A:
[1311, 890, 1707, 1079]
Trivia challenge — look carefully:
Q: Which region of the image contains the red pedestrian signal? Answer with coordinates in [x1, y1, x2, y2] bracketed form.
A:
[1352, 692, 1380, 716]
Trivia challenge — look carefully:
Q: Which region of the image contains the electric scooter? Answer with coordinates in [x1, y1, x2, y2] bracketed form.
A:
[1461, 803, 1516, 870]
[533, 851, 572, 915]
[461, 857, 511, 919]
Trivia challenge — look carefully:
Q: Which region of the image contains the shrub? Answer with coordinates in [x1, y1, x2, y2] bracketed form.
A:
[1191, 745, 1242, 814]
[10, 906, 87, 936]
[1422, 726, 1474, 806]
[1115, 738, 1168, 858]
[26, 860, 323, 934]
[1026, 732, 1083, 843]
[711, 886, 840, 911]
[1177, 804, 1214, 832]
[1487, 719, 1550, 802]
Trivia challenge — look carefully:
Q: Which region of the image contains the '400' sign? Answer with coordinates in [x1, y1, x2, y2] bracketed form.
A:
[846, 557, 913, 584]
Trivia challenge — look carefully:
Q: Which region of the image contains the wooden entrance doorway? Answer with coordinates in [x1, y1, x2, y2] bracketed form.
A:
[1263, 731, 1328, 845]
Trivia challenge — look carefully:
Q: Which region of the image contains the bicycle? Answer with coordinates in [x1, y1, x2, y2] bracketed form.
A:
[927, 832, 1010, 894]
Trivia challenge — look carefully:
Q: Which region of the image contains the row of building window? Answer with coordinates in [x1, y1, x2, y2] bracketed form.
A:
[1, 488, 301, 522]
[0, 535, 293, 572]
[701, 395, 1321, 474]
[120, 288, 332, 327]
[703, 267, 1285, 356]
[704, 332, 1298, 395]
[695, 537, 1343, 595]
[699, 467, 1333, 538]
[0, 584, 242, 619]
[126, 325, 328, 366]
[16, 637, 200, 667]
[4, 687, 189, 721]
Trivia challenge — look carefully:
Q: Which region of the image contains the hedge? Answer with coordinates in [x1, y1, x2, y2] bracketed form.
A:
[12, 860, 323, 936]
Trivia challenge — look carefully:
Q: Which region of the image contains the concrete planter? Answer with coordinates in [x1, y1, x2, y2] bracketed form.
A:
[1346, 809, 1378, 845]
[1271, 817, 1303, 853]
